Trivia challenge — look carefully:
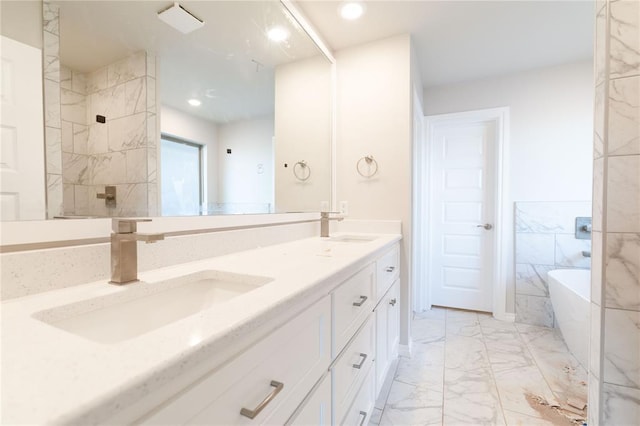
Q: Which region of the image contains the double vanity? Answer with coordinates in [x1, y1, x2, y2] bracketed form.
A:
[1, 231, 401, 425]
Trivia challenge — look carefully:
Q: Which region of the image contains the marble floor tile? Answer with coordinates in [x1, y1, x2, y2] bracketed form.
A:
[493, 365, 557, 418]
[395, 342, 445, 390]
[502, 409, 569, 426]
[414, 307, 446, 320]
[443, 367, 505, 426]
[411, 318, 446, 344]
[379, 380, 443, 426]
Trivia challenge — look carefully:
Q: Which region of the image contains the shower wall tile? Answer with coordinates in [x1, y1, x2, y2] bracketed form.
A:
[593, 157, 605, 232]
[125, 148, 148, 183]
[515, 264, 552, 297]
[73, 185, 90, 216]
[108, 52, 146, 87]
[592, 231, 603, 306]
[588, 372, 601, 426]
[88, 123, 108, 155]
[71, 71, 86, 95]
[44, 79, 61, 128]
[115, 183, 148, 217]
[124, 77, 146, 115]
[515, 295, 554, 328]
[61, 88, 86, 125]
[61, 121, 73, 153]
[515, 202, 592, 233]
[91, 152, 127, 185]
[46, 173, 63, 218]
[45, 127, 61, 175]
[603, 308, 640, 388]
[605, 233, 640, 310]
[147, 113, 157, 147]
[62, 153, 89, 185]
[609, 0, 640, 79]
[87, 68, 108, 94]
[606, 155, 640, 232]
[90, 84, 126, 121]
[555, 234, 591, 268]
[43, 31, 59, 83]
[146, 77, 156, 114]
[147, 148, 157, 183]
[63, 184, 74, 214]
[595, 82, 606, 159]
[515, 234, 555, 265]
[608, 76, 640, 155]
[108, 113, 146, 151]
[146, 54, 156, 79]
[60, 65, 71, 90]
[73, 124, 88, 155]
[591, 303, 603, 379]
[43, 2, 59, 35]
[602, 382, 640, 424]
[596, 4, 608, 86]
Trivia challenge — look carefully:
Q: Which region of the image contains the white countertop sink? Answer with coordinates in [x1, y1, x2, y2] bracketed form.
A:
[34, 271, 273, 344]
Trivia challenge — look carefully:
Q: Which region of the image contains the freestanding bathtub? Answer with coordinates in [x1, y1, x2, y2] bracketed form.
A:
[548, 269, 591, 368]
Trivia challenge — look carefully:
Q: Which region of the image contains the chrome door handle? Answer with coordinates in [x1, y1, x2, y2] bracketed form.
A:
[389, 298, 397, 306]
[385, 266, 395, 272]
[352, 295, 368, 307]
[240, 380, 284, 419]
[358, 411, 367, 426]
[352, 353, 368, 369]
[476, 223, 493, 230]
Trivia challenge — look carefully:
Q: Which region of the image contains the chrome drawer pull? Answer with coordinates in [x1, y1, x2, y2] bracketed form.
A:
[353, 295, 368, 307]
[385, 266, 395, 272]
[359, 411, 367, 426]
[352, 353, 368, 369]
[389, 298, 397, 306]
[240, 380, 284, 419]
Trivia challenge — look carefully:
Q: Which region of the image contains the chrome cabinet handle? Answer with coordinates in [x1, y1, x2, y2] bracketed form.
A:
[476, 223, 493, 230]
[352, 295, 368, 307]
[240, 380, 284, 419]
[352, 353, 368, 369]
[389, 298, 397, 306]
[385, 266, 395, 272]
[358, 411, 367, 426]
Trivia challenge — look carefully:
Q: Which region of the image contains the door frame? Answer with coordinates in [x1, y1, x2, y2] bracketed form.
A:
[413, 107, 512, 322]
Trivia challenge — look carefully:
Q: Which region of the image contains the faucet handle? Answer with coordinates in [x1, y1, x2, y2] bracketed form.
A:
[112, 218, 152, 234]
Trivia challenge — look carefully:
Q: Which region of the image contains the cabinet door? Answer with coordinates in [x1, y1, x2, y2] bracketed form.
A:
[287, 374, 331, 426]
[374, 300, 389, 397]
[388, 279, 400, 360]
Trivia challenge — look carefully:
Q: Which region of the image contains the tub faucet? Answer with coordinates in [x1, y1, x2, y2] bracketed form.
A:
[110, 219, 164, 284]
[320, 211, 344, 238]
[582, 250, 591, 258]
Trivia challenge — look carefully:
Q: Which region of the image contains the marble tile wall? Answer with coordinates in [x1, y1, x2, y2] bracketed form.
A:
[591, 1, 640, 424]
[43, 1, 62, 218]
[514, 201, 592, 327]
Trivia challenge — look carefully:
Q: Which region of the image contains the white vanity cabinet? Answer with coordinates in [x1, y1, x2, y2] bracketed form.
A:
[139, 296, 332, 426]
[134, 241, 401, 426]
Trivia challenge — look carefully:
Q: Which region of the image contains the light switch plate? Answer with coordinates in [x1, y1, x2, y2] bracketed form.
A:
[340, 201, 349, 216]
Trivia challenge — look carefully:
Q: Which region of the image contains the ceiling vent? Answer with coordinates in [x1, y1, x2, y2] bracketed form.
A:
[158, 2, 204, 34]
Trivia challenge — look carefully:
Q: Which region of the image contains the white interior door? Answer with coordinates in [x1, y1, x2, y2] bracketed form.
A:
[0, 36, 46, 221]
[429, 116, 497, 312]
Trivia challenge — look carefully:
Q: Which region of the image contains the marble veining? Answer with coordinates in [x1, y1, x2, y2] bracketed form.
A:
[43, 31, 60, 83]
[593, 158, 605, 231]
[61, 121, 73, 153]
[125, 149, 148, 183]
[602, 381, 640, 424]
[73, 124, 88, 155]
[515, 295, 554, 328]
[603, 308, 640, 388]
[516, 264, 553, 297]
[88, 123, 108, 155]
[594, 82, 606, 159]
[609, 76, 640, 155]
[124, 78, 146, 115]
[555, 234, 591, 268]
[605, 233, 640, 310]
[515, 234, 555, 266]
[595, 5, 608, 87]
[91, 152, 126, 185]
[61, 88, 87, 125]
[44, 79, 61, 128]
[607, 155, 640, 232]
[62, 153, 89, 185]
[591, 231, 603, 306]
[515, 202, 591, 234]
[609, 0, 640, 79]
[43, 2, 59, 35]
[108, 113, 146, 151]
[108, 52, 146, 87]
[45, 127, 62, 175]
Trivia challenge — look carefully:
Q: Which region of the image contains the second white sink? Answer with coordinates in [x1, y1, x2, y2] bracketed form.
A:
[34, 271, 273, 344]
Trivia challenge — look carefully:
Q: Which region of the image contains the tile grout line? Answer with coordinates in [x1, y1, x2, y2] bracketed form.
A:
[477, 317, 510, 425]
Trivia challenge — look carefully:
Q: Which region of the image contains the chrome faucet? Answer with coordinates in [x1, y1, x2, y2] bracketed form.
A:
[110, 219, 164, 284]
[320, 211, 344, 238]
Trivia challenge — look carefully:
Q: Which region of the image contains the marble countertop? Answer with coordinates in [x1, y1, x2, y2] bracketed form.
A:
[1, 233, 401, 425]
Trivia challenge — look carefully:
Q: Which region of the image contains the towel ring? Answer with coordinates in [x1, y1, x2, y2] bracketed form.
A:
[293, 160, 311, 181]
[356, 155, 378, 178]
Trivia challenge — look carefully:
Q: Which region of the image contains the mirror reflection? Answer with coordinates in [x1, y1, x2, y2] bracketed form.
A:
[0, 0, 332, 221]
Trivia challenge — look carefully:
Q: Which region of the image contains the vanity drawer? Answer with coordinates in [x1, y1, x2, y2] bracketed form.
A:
[332, 316, 375, 423]
[333, 264, 375, 356]
[286, 373, 331, 426]
[140, 296, 331, 426]
[339, 363, 375, 426]
[376, 244, 399, 300]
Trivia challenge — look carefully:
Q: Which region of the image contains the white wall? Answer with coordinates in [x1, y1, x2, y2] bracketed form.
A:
[0, 0, 43, 49]
[217, 117, 274, 208]
[274, 55, 332, 212]
[423, 60, 594, 312]
[160, 106, 219, 206]
[335, 34, 414, 346]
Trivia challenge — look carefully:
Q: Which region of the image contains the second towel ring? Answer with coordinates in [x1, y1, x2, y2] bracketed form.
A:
[356, 155, 378, 178]
[293, 160, 311, 181]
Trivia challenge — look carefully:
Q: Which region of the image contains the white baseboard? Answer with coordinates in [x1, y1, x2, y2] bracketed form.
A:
[495, 312, 516, 323]
[399, 340, 413, 358]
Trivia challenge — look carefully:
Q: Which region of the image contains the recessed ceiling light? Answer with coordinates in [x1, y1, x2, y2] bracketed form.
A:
[340, 2, 364, 20]
[188, 98, 201, 106]
[267, 26, 289, 42]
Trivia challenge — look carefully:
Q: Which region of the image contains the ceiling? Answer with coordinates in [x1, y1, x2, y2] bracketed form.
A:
[55, 1, 324, 123]
[297, 0, 595, 88]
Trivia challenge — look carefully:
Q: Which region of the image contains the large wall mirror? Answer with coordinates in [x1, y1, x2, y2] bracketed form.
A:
[0, 0, 332, 221]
